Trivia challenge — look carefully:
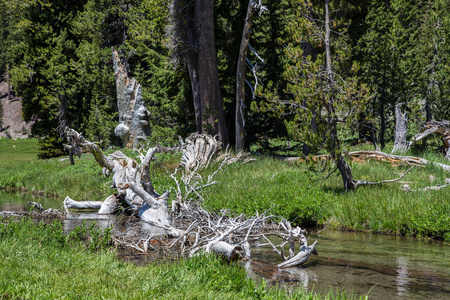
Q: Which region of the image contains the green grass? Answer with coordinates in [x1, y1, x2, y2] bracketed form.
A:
[0, 217, 361, 299]
[0, 138, 38, 161]
[326, 157, 450, 241]
[202, 151, 450, 241]
[0, 141, 177, 201]
[202, 158, 334, 226]
[1, 139, 449, 242]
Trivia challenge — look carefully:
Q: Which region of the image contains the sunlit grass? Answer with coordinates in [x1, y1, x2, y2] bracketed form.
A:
[0, 218, 364, 299]
[1, 139, 449, 241]
[0, 138, 38, 161]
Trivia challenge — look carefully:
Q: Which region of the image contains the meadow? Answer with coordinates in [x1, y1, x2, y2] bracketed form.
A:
[0, 138, 449, 241]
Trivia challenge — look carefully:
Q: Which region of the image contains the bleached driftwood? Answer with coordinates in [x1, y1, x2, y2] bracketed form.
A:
[401, 178, 450, 192]
[63, 127, 182, 237]
[62, 128, 318, 266]
[179, 133, 221, 174]
[349, 151, 450, 172]
[261, 220, 318, 268]
[64, 196, 103, 211]
[409, 120, 450, 159]
[263, 150, 450, 172]
[169, 201, 274, 261]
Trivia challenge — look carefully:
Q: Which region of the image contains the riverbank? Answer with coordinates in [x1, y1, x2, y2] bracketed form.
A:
[0, 216, 362, 299]
[0, 138, 449, 241]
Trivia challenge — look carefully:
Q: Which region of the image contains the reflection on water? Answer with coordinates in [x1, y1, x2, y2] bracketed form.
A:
[396, 256, 408, 298]
[249, 230, 450, 299]
[1, 190, 449, 299]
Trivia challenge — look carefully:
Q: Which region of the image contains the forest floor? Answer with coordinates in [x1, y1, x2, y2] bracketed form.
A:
[0, 79, 33, 139]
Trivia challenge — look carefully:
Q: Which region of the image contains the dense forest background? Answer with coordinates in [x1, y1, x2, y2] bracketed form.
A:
[1, 0, 449, 158]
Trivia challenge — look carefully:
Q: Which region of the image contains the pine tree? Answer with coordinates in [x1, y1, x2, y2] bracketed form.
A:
[413, 0, 450, 122]
[359, 0, 422, 148]
[260, 0, 370, 190]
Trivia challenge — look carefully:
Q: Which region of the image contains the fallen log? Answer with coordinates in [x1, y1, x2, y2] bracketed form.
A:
[256, 151, 450, 172]
[409, 120, 450, 159]
[261, 220, 318, 268]
[64, 127, 178, 236]
[64, 196, 103, 211]
[62, 128, 318, 267]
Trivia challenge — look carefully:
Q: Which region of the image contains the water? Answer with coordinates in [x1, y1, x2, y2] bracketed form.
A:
[1, 190, 449, 299]
[248, 230, 449, 299]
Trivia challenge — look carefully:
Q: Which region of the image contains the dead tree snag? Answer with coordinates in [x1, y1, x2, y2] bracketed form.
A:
[112, 48, 151, 148]
[392, 103, 408, 154]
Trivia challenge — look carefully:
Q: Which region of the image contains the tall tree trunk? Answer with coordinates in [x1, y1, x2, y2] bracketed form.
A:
[235, 0, 256, 150]
[170, 0, 228, 145]
[195, 0, 228, 145]
[186, 55, 202, 133]
[324, 0, 355, 191]
[379, 71, 387, 149]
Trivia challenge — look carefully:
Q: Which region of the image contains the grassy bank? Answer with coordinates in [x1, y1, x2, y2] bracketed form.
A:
[1, 138, 448, 242]
[204, 155, 450, 241]
[0, 217, 358, 299]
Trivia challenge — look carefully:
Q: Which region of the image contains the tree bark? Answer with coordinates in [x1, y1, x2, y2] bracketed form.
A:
[392, 103, 408, 154]
[195, 0, 228, 145]
[112, 48, 151, 148]
[235, 0, 257, 150]
[186, 55, 202, 133]
[6, 67, 11, 101]
[324, 0, 355, 191]
[169, 0, 228, 145]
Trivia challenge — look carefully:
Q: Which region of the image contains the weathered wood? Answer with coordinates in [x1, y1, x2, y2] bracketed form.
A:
[392, 103, 408, 154]
[409, 120, 450, 159]
[63, 128, 318, 267]
[64, 128, 180, 236]
[262, 220, 317, 268]
[211, 241, 242, 261]
[98, 195, 118, 215]
[349, 151, 450, 172]
[180, 133, 221, 173]
[236, 0, 262, 150]
[64, 196, 103, 211]
[277, 241, 318, 268]
[112, 47, 151, 148]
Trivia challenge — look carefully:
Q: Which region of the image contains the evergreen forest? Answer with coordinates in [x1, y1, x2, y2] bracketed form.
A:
[1, 0, 449, 158]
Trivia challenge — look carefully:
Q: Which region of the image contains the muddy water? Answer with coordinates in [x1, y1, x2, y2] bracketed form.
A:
[1, 191, 449, 299]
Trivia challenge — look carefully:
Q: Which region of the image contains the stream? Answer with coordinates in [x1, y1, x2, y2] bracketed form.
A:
[1, 191, 449, 299]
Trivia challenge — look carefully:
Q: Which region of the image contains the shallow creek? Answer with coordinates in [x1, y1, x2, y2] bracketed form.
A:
[1, 191, 448, 299]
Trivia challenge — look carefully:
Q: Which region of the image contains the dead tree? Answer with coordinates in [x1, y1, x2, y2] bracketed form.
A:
[63, 127, 182, 236]
[62, 128, 318, 266]
[409, 120, 450, 159]
[235, 1, 267, 150]
[112, 48, 151, 148]
[392, 103, 408, 154]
